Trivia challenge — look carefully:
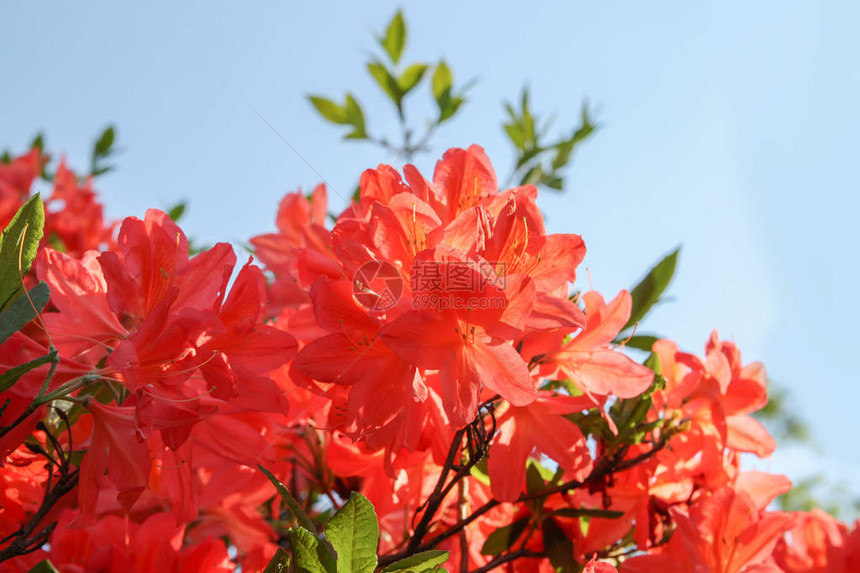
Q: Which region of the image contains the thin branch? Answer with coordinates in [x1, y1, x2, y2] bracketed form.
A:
[0, 412, 81, 562]
[407, 426, 466, 552]
[0, 466, 79, 562]
[379, 433, 669, 567]
[469, 549, 544, 573]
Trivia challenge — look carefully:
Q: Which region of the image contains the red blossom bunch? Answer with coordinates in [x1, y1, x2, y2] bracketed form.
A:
[0, 143, 857, 572]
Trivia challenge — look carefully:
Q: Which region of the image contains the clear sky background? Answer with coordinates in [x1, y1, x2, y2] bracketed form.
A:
[3, 1, 858, 508]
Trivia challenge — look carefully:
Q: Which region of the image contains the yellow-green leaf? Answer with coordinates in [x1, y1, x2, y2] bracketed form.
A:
[325, 492, 378, 573]
[0, 194, 44, 312]
[382, 11, 406, 64]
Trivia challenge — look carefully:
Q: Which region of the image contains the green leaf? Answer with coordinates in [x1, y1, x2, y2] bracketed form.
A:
[381, 10, 406, 65]
[381, 550, 449, 572]
[432, 61, 452, 103]
[367, 62, 402, 106]
[290, 527, 337, 573]
[28, 560, 60, 573]
[608, 361, 665, 446]
[469, 457, 490, 486]
[398, 64, 428, 95]
[541, 174, 563, 190]
[438, 95, 463, 123]
[624, 334, 659, 352]
[343, 94, 367, 139]
[0, 281, 50, 345]
[91, 165, 114, 177]
[480, 518, 529, 556]
[504, 123, 526, 150]
[93, 126, 115, 158]
[0, 193, 45, 311]
[577, 103, 597, 141]
[325, 492, 378, 573]
[514, 147, 542, 170]
[549, 507, 624, 520]
[541, 519, 576, 572]
[623, 247, 680, 332]
[263, 547, 291, 573]
[610, 393, 653, 438]
[579, 515, 591, 537]
[519, 88, 536, 145]
[551, 140, 575, 170]
[643, 352, 662, 376]
[309, 96, 350, 125]
[166, 202, 186, 222]
[525, 461, 547, 495]
[90, 126, 117, 176]
[344, 94, 365, 127]
[30, 133, 45, 152]
[520, 164, 543, 186]
[258, 464, 317, 533]
[565, 409, 612, 442]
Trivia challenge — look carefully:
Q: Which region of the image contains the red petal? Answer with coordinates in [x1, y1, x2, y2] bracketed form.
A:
[565, 349, 654, 398]
[463, 341, 536, 407]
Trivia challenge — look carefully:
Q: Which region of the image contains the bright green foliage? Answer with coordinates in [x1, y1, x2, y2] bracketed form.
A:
[379, 10, 406, 65]
[309, 96, 350, 124]
[309, 95, 367, 140]
[503, 88, 597, 191]
[302, 492, 380, 573]
[0, 198, 56, 406]
[307, 10, 472, 160]
[619, 247, 680, 337]
[431, 61, 463, 124]
[380, 550, 449, 572]
[608, 354, 666, 447]
[290, 527, 337, 573]
[623, 334, 659, 352]
[343, 95, 367, 139]
[166, 202, 186, 222]
[366, 62, 404, 110]
[261, 481, 449, 573]
[398, 64, 428, 96]
[325, 492, 379, 573]
[0, 281, 49, 345]
[263, 548, 291, 573]
[259, 465, 318, 533]
[308, 9, 595, 184]
[90, 125, 116, 176]
[0, 350, 57, 394]
[481, 517, 529, 556]
[0, 194, 45, 312]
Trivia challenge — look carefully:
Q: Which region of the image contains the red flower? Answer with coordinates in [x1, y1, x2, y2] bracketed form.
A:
[623, 487, 794, 573]
[0, 148, 41, 229]
[541, 290, 655, 399]
[382, 248, 537, 427]
[76, 400, 150, 525]
[487, 392, 593, 501]
[294, 278, 419, 446]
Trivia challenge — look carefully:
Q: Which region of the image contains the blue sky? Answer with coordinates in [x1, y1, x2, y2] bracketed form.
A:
[3, 1, 858, 504]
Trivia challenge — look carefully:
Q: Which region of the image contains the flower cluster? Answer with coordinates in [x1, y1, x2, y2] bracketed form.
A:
[0, 143, 857, 572]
